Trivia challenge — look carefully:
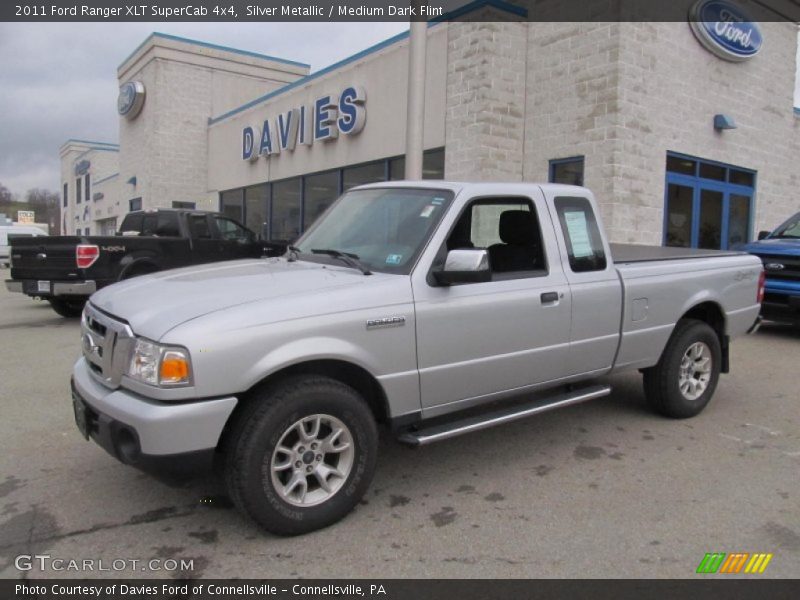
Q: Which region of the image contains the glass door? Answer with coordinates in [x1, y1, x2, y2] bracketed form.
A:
[664, 153, 756, 250]
[726, 193, 753, 248]
[665, 182, 694, 247]
[697, 187, 724, 249]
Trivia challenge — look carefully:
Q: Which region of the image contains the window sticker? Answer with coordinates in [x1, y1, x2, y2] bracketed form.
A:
[385, 254, 403, 265]
[564, 210, 594, 258]
[431, 197, 445, 205]
[419, 205, 436, 218]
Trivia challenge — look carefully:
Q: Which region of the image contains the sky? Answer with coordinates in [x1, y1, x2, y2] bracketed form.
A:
[0, 22, 408, 198]
[0, 24, 798, 199]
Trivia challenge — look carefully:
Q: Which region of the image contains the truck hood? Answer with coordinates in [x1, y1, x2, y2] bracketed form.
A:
[89, 258, 391, 340]
[741, 238, 800, 257]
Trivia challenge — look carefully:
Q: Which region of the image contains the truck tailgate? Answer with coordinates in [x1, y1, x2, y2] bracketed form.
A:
[9, 236, 82, 280]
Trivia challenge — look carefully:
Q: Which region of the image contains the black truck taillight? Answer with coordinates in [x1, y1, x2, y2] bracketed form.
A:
[76, 244, 99, 269]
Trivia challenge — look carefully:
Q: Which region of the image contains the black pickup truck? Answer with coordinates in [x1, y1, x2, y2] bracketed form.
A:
[5, 209, 279, 317]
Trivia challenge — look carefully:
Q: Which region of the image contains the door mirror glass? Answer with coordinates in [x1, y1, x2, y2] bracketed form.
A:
[433, 249, 491, 285]
[757, 230, 770, 240]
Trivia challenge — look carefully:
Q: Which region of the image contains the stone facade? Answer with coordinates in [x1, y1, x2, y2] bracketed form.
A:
[444, 20, 528, 182]
[63, 21, 799, 244]
[115, 34, 310, 214]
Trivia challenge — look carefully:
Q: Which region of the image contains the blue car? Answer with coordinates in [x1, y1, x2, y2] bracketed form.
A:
[741, 212, 800, 325]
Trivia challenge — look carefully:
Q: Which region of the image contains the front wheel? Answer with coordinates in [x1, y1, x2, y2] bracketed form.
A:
[224, 376, 378, 535]
[48, 297, 85, 318]
[643, 319, 722, 419]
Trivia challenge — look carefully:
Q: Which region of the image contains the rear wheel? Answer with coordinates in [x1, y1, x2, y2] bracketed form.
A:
[643, 319, 721, 418]
[224, 376, 378, 535]
[48, 297, 85, 318]
[120, 264, 158, 280]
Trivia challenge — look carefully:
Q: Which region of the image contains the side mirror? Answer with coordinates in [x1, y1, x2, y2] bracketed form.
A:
[433, 249, 491, 286]
[757, 230, 770, 240]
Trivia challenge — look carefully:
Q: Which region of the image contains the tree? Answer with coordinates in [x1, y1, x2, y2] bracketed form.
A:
[26, 188, 59, 209]
[0, 182, 12, 204]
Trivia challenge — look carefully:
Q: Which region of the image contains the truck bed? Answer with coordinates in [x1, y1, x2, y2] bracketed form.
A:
[610, 243, 743, 264]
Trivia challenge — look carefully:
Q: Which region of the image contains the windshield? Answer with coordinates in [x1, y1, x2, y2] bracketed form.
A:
[770, 212, 800, 239]
[294, 188, 454, 274]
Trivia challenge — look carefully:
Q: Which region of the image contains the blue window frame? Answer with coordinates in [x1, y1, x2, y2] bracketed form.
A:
[549, 156, 584, 187]
[664, 152, 756, 250]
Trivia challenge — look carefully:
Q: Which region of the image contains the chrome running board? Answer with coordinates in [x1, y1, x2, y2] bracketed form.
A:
[397, 384, 611, 446]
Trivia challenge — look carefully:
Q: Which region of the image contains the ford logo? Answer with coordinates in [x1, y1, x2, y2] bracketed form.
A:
[764, 263, 784, 271]
[689, 0, 763, 62]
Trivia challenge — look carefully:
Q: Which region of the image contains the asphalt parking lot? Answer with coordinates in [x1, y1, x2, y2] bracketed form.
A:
[0, 280, 798, 579]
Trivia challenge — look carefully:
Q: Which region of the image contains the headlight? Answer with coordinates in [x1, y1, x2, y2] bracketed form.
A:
[127, 338, 192, 387]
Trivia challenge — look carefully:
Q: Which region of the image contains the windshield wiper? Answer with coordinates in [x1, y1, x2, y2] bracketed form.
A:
[311, 248, 372, 275]
[286, 244, 302, 262]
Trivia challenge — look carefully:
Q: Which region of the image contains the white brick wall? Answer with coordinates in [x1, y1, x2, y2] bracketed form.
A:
[117, 36, 310, 214]
[444, 20, 528, 182]
[523, 21, 799, 243]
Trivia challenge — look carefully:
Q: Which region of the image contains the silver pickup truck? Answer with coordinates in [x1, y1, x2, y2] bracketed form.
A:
[71, 182, 763, 535]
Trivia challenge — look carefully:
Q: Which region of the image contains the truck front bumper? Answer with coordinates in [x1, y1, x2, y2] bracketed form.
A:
[5, 279, 97, 296]
[71, 357, 238, 476]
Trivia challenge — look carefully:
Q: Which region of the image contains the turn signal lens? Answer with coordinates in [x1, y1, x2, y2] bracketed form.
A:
[160, 350, 191, 385]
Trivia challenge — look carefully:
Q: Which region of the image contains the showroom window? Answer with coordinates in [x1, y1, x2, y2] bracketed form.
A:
[219, 148, 445, 242]
[664, 152, 756, 250]
[76, 178, 82, 204]
[343, 161, 386, 191]
[549, 156, 584, 186]
[245, 185, 267, 236]
[129, 197, 142, 212]
[221, 189, 243, 222]
[63, 183, 68, 207]
[84, 173, 90, 202]
[272, 178, 301, 242]
[389, 148, 445, 180]
[303, 170, 339, 231]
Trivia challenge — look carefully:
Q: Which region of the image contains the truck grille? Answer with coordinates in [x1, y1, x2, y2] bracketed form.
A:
[81, 303, 135, 388]
[758, 254, 800, 281]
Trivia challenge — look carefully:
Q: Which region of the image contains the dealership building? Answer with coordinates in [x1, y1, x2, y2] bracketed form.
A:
[60, 2, 799, 250]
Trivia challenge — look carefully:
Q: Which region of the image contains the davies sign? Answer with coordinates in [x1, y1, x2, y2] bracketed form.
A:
[242, 85, 366, 162]
[689, 0, 763, 62]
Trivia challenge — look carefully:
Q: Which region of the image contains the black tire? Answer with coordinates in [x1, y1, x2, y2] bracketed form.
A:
[224, 376, 378, 536]
[643, 319, 722, 419]
[48, 297, 86, 318]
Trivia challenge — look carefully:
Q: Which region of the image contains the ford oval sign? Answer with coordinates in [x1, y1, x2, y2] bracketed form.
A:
[689, 0, 763, 62]
[117, 81, 146, 119]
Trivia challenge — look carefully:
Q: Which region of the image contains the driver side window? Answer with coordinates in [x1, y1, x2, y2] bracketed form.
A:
[446, 198, 547, 279]
[214, 217, 253, 243]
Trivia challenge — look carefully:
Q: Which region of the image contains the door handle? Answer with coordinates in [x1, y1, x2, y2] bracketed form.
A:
[540, 291, 559, 304]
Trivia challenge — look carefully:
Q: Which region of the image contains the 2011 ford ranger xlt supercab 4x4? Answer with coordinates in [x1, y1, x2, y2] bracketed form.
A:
[71, 182, 763, 535]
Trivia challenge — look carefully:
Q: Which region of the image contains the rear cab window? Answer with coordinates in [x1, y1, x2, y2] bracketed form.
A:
[119, 214, 144, 236]
[553, 196, 607, 272]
